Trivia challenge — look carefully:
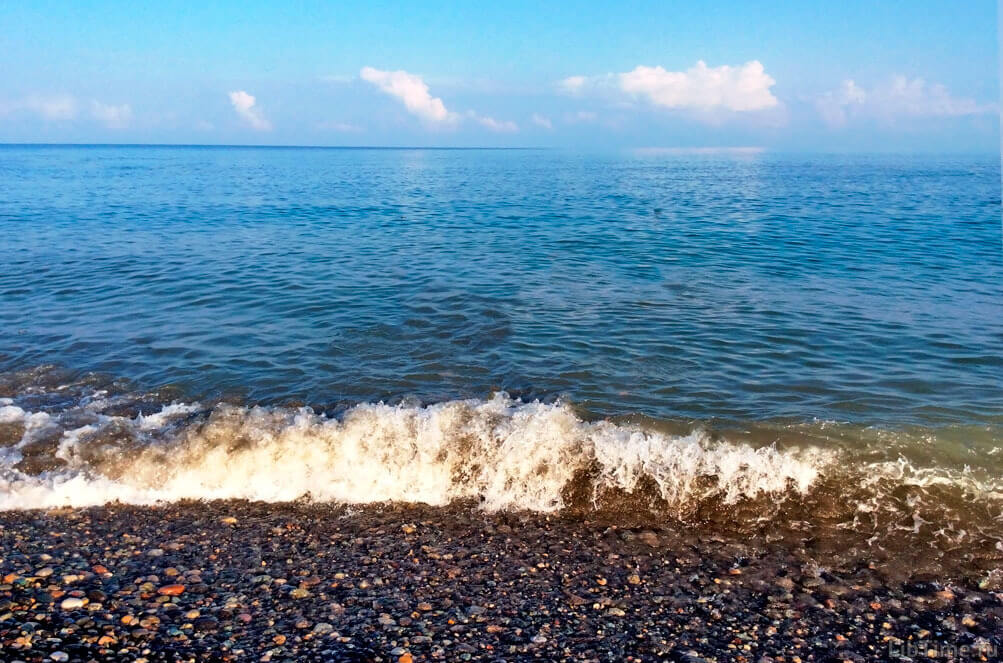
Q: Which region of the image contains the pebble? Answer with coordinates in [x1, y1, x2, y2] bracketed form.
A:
[0, 499, 998, 663]
[59, 597, 85, 610]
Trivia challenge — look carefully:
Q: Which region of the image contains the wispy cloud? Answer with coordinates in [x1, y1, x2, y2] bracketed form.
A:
[318, 120, 363, 132]
[0, 94, 79, 120]
[90, 101, 132, 129]
[558, 76, 588, 95]
[1, 94, 134, 128]
[361, 66, 518, 133]
[531, 113, 552, 129]
[474, 114, 518, 133]
[564, 110, 598, 124]
[560, 60, 779, 114]
[228, 90, 272, 131]
[815, 76, 994, 127]
[360, 67, 458, 125]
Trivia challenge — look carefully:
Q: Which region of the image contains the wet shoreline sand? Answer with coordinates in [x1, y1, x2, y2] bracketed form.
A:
[1, 500, 1001, 662]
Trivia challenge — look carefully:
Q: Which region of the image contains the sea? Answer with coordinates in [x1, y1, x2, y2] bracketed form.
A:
[1, 145, 1001, 573]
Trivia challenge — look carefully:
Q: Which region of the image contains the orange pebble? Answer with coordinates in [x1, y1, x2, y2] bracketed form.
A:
[157, 584, 185, 596]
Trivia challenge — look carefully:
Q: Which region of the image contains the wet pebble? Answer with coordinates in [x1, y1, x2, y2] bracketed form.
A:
[0, 499, 998, 662]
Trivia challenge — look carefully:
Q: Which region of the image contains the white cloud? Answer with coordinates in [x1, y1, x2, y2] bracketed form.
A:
[360, 67, 458, 125]
[531, 113, 552, 129]
[558, 75, 588, 95]
[1, 94, 133, 128]
[619, 61, 778, 111]
[360, 66, 517, 133]
[560, 60, 779, 114]
[319, 120, 363, 132]
[90, 101, 132, 129]
[475, 114, 518, 133]
[28, 94, 79, 119]
[228, 90, 272, 131]
[813, 80, 867, 127]
[815, 76, 994, 127]
[564, 110, 598, 124]
[0, 94, 79, 120]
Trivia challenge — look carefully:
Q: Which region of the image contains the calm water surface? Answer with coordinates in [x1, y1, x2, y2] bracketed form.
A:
[2, 145, 999, 426]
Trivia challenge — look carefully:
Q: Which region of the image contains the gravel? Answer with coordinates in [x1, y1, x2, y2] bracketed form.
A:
[1, 499, 1001, 661]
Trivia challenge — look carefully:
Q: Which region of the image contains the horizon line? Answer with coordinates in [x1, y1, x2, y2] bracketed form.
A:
[0, 142, 998, 157]
[0, 142, 548, 151]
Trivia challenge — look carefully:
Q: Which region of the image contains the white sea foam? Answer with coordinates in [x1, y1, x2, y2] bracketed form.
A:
[0, 394, 832, 511]
[0, 405, 26, 423]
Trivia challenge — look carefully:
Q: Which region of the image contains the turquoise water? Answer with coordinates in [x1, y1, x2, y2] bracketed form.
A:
[2, 145, 1000, 426]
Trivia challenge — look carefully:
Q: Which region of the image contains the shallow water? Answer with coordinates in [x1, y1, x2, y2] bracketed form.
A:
[0, 146, 1001, 567]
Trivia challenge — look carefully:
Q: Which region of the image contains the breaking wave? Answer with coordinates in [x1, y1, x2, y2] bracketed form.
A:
[1, 374, 1001, 578]
[0, 394, 827, 511]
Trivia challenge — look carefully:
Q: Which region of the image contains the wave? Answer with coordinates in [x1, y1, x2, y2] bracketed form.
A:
[0, 394, 827, 511]
[1, 380, 1002, 576]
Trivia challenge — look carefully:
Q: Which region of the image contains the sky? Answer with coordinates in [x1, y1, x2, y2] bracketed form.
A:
[0, 1, 999, 151]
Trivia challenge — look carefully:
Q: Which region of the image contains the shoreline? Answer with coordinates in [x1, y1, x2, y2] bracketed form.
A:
[2, 500, 1001, 661]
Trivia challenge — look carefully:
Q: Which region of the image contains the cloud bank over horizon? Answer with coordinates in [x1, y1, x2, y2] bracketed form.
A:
[0, 67, 995, 149]
[814, 76, 996, 128]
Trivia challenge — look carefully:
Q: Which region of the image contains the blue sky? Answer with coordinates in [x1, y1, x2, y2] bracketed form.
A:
[1, 1, 998, 151]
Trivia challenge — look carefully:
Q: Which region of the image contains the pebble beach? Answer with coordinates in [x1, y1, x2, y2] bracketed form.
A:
[1, 500, 1001, 662]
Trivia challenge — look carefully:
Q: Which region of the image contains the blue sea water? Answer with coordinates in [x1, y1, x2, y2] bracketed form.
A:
[2, 145, 1003, 561]
[2, 145, 1000, 426]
